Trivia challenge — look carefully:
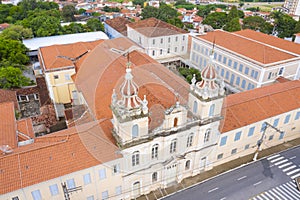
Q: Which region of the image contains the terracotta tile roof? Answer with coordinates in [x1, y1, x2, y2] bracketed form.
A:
[74, 38, 189, 122]
[221, 80, 300, 133]
[197, 30, 298, 65]
[39, 40, 104, 71]
[0, 89, 18, 110]
[295, 32, 300, 36]
[275, 76, 290, 83]
[0, 102, 17, 149]
[234, 29, 300, 56]
[17, 118, 34, 139]
[0, 120, 120, 194]
[0, 23, 10, 30]
[127, 17, 188, 37]
[105, 17, 132, 36]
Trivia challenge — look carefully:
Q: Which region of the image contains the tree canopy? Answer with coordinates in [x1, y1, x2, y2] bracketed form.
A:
[242, 16, 273, 34]
[0, 66, 32, 89]
[86, 18, 104, 32]
[62, 5, 76, 22]
[0, 38, 29, 66]
[202, 12, 227, 29]
[0, 25, 33, 40]
[270, 11, 297, 38]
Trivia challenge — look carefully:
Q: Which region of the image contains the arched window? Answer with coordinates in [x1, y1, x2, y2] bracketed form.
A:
[186, 133, 194, 147]
[204, 129, 211, 143]
[132, 124, 139, 139]
[170, 139, 177, 153]
[152, 144, 159, 159]
[209, 104, 215, 117]
[152, 172, 158, 182]
[173, 117, 178, 127]
[193, 101, 198, 113]
[185, 160, 191, 170]
[132, 151, 140, 166]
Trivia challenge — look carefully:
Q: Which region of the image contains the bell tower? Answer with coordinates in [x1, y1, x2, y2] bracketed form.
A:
[111, 60, 149, 145]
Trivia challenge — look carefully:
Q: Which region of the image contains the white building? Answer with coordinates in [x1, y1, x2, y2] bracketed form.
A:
[283, 0, 300, 16]
[190, 29, 300, 92]
[1, 37, 300, 200]
[126, 18, 189, 61]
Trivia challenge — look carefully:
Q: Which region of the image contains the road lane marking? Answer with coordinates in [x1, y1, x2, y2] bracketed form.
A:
[237, 176, 247, 181]
[278, 162, 293, 169]
[291, 173, 300, 179]
[275, 159, 289, 165]
[220, 197, 226, 200]
[208, 187, 218, 193]
[283, 165, 296, 172]
[253, 181, 262, 186]
[289, 156, 296, 160]
[268, 154, 280, 160]
[286, 168, 300, 176]
[270, 156, 284, 163]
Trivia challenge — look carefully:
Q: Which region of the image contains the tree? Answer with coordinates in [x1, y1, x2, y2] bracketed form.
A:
[0, 38, 29, 65]
[178, 67, 201, 83]
[242, 16, 273, 34]
[63, 23, 86, 34]
[141, 6, 159, 19]
[78, 8, 86, 15]
[295, 20, 300, 34]
[0, 66, 32, 89]
[196, 5, 215, 17]
[202, 12, 227, 29]
[270, 11, 297, 38]
[86, 18, 104, 32]
[132, 0, 146, 7]
[227, 6, 239, 21]
[167, 18, 184, 29]
[0, 25, 33, 40]
[61, 5, 76, 22]
[223, 18, 241, 32]
[141, 3, 178, 22]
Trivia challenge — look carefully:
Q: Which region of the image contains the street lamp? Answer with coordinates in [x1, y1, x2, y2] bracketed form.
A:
[253, 122, 284, 161]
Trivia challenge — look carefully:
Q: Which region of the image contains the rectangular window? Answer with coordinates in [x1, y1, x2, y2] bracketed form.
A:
[273, 118, 279, 127]
[221, 69, 224, 77]
[295, 111, 300, 120]
[168, 37, 171, 43]
[245, 67, 249, 75]
[239, 64, 243, 72]
[167, 48, 170, 54]
[231, 148, 237, 155]
[175, 36, 178, 42]
[174, 47, 177, 52]
[284, 114, 291, 124]
[233, 62, 238, 69]
[278, 67, 284, 75]
[153, 39, 155, 45]
[183, 35, 185, 41]
[225, 71, 229, 79]
[223, 57, 227, 64]
[217, 153, 223, 159]
[54, 75, 59, 79]
[49, 184, 59, 196]
[115, 186, 122, 195]
[269, 135, 274, 140]
[214, 53, 217, 60]
[218, 55, 222, 62]
[83, 173, 91, 185]
[248, 127, 255, 137]
[160, 38, 163, 44]
[279, 132, 285, 140]
[251, 70, 255, 78]
[87, 196, 94, 200]
[228, 59, 232, 67]
[152, 50, 155, 56]
[245, 144, 250, 150]
[268, 72, 272, 79]
[182, 46, 184, 52]
[261, 122, 267, 132]
[99, 168, 106, 180]
[31, 190, 42, 200]
[66, 178, 75, 189]
[241, 80, 246, 89]
[254, 71, 258, 79]
[236, 77, 240, 85]
[220, 136, 227, 146]
[113, 164, 120, 174]
[247, 83, 252, 90]
[234, 131, 242, 141]
[102, 191, 109, 200]
[65, 74, 70, 80]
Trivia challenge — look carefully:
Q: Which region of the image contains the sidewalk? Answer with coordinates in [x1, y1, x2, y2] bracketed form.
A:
[137, 137, 300, 200]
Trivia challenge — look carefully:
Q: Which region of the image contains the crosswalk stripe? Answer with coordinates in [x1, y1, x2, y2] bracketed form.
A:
[267, 154, 280, 160]
[279, 162, 293, 169]
[272, 187, 289, 200]
[260, 193, 269, 200]
[281, 184, 300, 199]
[275, 159, 289, 166]
[256, 195, 264, 200]
[286, 182, 299, 190]
[270, 156, 284, 163]
[283, 165, 297, 172]
[275, 186, 294, 200]
[268, 190, 280, 199]
[264, 191, 275, 200]
[291, 173, 300, 180]
[287, 169, 300, 176]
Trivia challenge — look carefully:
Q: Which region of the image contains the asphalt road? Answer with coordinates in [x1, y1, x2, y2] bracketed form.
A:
[163, 146, 300, 200]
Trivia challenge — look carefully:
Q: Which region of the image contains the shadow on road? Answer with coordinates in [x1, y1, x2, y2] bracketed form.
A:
[262, 159, 274, 179]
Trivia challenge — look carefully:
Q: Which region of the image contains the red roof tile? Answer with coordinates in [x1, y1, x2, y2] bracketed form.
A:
[197, 30, 298, 65]
[105, 17, 132, 36]
[17, 118, 34, 139]
[0, 102, 17, 149]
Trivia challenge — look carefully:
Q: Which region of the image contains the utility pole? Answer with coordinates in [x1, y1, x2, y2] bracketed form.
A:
[61, 182, 82, 200]
[253, 122, 284, 161]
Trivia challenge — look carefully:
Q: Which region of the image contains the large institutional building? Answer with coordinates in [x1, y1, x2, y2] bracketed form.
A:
[1, 35, 300, 200]
[283, 0, 300, 16]
[190, 29, 300, 92]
